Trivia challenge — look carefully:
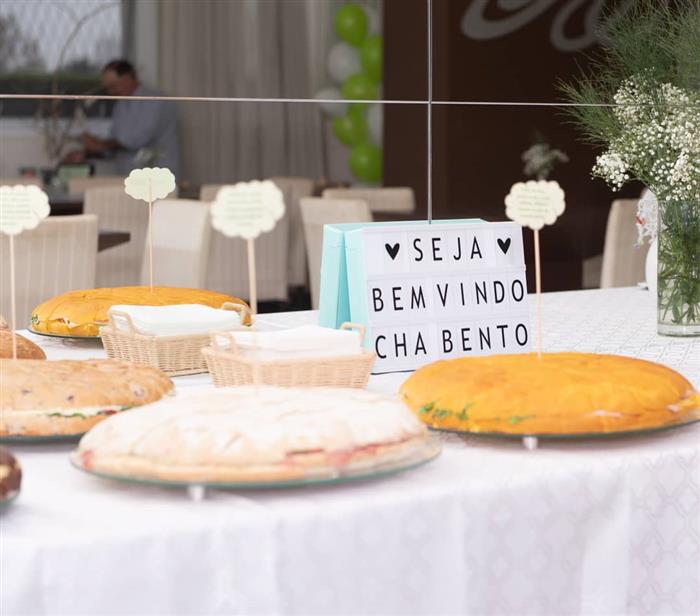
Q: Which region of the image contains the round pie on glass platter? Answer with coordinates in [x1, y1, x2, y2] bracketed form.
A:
[0, 314, 46, 359]
[0, 447, 21, 508]
[0, 359, 173, 440]
[72, 386, 440, 486]
[400, 352, 700, 437]
[30, 286, 251, 338]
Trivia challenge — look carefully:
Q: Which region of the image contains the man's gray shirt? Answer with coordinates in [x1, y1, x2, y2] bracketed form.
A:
[109, 85, 179, 178]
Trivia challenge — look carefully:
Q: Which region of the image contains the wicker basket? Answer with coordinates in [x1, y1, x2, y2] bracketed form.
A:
[202, 322, 376, 388]
[101, 302, 251, 376]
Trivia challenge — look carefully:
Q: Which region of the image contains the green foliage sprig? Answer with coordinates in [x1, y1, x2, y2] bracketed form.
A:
[560, 0, 700, 147]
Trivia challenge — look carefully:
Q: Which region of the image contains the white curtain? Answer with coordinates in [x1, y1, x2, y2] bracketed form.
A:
[159, 0, 329, 187]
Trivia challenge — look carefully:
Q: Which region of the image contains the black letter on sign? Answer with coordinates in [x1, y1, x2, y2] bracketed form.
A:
[493, 280, 505, 304]
[413, 238, 424, 262]
[442, 329, 453, 353]
[479, 326, 491, 350]
[461, 327, 472, 351]
[394, 333, 407, 357]
[411, 286, 426, 309]
[372, 288, 384, 312]
[512, 279, 525, 302]
[437, 283, 449, 307]
[453, 236, 462, 261]
[415, 332, 427, 355]
[515, 324, 529, 346]
[375, 335, 387, 359]
[432, 237, 443, 261]
[392, 287, 403, 311]
[475, 280, 488, 304]
[496, 324, 508, 347]
[471, 237, 483, 259]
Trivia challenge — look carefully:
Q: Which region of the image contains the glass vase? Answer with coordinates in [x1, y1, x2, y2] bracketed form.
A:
[656, 200, 700, 336]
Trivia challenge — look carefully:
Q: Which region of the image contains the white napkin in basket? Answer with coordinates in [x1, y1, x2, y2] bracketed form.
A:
[219, 325, 363, 360]
[109, 304, 247, 336]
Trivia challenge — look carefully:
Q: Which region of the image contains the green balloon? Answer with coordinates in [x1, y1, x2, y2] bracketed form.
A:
[334, 4, 368, 47]
[341, 74, 377, 101]
[360, 35, 383, 83]
[332, 113, 368, 147]
[350, 143, 382, 182]
[347, 103, 367, 121]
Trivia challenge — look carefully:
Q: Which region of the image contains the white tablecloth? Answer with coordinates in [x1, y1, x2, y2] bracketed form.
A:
[2, 288, 699, 616]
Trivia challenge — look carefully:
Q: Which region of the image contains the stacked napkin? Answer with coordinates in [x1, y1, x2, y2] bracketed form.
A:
[219, 325, 363, 360]
[108, 304, 247, 336]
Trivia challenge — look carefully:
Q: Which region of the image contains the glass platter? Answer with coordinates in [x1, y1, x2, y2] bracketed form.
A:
[0, 433, 84, 444]
[29, 328, 101, 341]
[0, 491, 19, 512]
[430, 407, 700, 442]
[69, 435, 442, 491]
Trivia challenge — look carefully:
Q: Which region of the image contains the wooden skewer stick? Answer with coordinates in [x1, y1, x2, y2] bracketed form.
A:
[148, 182, 154, 293]
[247, 237, 261, 389]
[534, 228, 542, 359]
[247, 238, 258, 316]
[9, 234, 17, 360]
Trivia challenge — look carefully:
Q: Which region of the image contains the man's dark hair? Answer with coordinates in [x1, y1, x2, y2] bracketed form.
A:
[102, 59, 136, 77]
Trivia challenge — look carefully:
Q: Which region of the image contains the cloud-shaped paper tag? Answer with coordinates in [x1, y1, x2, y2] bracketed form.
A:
[505, 180, 566, 231]
[210, 180, 285, 240]
[0, 185, 50, 236]
[124, 167, 176, 202]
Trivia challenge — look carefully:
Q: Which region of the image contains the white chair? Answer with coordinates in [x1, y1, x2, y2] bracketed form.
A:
[84, 185, 149, 287]
[269, 176, 315, 288]
[140, 199, 211, 288]
[0, 215, 98, 328]
[200, 183, 290, 301]
[600, 198, 650, 288]
[0, 177, 42, 187]
[300, 197, 372, 309]
[321, 187, 415, 215]
[67, 176, 125, 195]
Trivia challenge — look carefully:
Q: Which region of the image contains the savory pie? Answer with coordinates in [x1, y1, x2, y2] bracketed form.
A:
[0, 359, 173, 437]
[0, 330, 46, 359]
[30, 286, 251, 337]
[400, 352, 700, 434]
[0, 447, 21, 502]
[73, 386, 432, 482]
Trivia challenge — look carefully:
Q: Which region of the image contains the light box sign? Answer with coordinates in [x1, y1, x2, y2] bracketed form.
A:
[345, 221, 531, 373]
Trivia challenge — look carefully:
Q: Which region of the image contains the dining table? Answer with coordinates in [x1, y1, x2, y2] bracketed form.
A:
[2, 287, 698, 616]
[97, 230, 130, 252]
[46, 192, 83, 217]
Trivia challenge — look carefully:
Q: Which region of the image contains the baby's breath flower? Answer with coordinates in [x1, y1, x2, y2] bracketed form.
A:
[593, 75, 700, 204]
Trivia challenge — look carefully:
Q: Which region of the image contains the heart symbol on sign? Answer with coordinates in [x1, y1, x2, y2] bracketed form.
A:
[385, 243, 400, 260]
[497, 238, 511, 255]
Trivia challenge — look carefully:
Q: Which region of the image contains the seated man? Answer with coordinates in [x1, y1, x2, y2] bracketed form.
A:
[67, 59, 179, 178]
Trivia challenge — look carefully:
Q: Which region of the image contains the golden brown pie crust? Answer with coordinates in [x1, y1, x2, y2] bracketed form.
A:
[30, 286, 251, 337]
[0, 330, 46, 360]
[400, 352, 700, 434]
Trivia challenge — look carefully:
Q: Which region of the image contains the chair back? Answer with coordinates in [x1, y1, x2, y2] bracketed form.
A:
[0, 177, 42, 187]
[0, 215, 98, 327]
[68, 176, 125, 195]
[84, 185, 148, 287]
[140, 199, 211, 288]
[270, 177, 315, 288]
[600, 198, 650, 288]
[200, 184, 290, 301]
[300, 197, 372, 309]
[321, 187, 415, 215]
